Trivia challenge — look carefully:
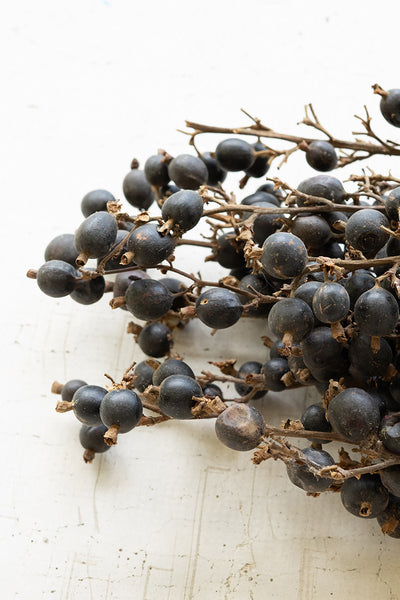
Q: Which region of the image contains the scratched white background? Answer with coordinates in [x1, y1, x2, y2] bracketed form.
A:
[3, 0, 400, 597]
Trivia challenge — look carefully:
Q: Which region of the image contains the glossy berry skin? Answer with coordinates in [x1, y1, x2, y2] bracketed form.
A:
[237, 274, 274, 317]
[300, 403, 332, 444]
[345, 209, 389, 258]
[213, 231, 246, 269]
[167, 154, 208, 190]
[126, 223, 175, 268]
[100, 389, 143, 433]
[268, 298, 314, 342]
[161, 190, 203, 232]
[98, 229, 131, 272]
[380, 89, 400, 127]
[349, 334, 392, 377]
[286, 447, 335, 493]
[195, 288, 243, 329]
[385, 186, 400, 222]
[79, 424, 111, 454]
[297, 175, 345, 205]
[290, 215, 332, 250]
[312, 282, 350, 324]
[293, 281, 323, 311]
[241, 191, 280, 208]
[200, 152, 227, 186]
[61, 379, 87, 403]
[262, 358, 290, 392]
[245, 142, 270, 178]
[71, 275, 105, 305]
[75, 212, 118, 259]
[342, 269, 375, 309]
[380, 465, 400, 497]
[158, 277, 187, 311]
[252, 203, 281, 246]
[202, 383, 223, 399]
[44, 233, 79, 266]
[37, 260, 78, 298]
[379, 414, 400, 454]
[261, 232, 308, 280]
[152, 358, 195, 386]
[305, 140, 338, 172]
[72, 384, 108, 426]
[327, 388, 380, 442]
[113, 270, 149, 310]
[137, 322, 172, 357]
[144, 155, 170, 187]
[341, 474, 389, 519]
[300, 326, 349, 382]
[81, 189, 116, 217]
[234, 361, 265, 398]
[215, 138, 255, 172]
[158, 374, 202, 419]
[377, 495, 400, 538]
[354, 287, 399, 337]
[125, 279, 173, 321]
[123, 169, 155, 210]
[133, 360, 159, 393]
[215, 404, 265, 451]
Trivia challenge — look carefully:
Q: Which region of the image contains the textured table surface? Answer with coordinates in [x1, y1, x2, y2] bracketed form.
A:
[3, 1, 400, 597]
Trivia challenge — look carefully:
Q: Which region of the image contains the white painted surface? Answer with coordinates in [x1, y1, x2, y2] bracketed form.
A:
[3, 0, 400, 597]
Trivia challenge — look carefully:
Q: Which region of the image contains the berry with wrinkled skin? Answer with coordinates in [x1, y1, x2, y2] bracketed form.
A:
[37, 260, 78, 298]
[215, 404, 265, 451]
[158, 374, 202, 419]
[123, 168, 155, 210]
[215, 138, 255, 172]
[81, 189, 116, 217]
[195, 288, 243, 329]
[286, 447, 335, 493]
[167, 154, 208, 190]
[100, 389, 143, 433]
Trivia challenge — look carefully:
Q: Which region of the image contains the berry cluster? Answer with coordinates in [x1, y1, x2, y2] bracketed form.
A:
[27, 83, 400, 539]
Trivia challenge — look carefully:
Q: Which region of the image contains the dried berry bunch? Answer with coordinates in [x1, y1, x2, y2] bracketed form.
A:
[27, 83, 400, 539]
